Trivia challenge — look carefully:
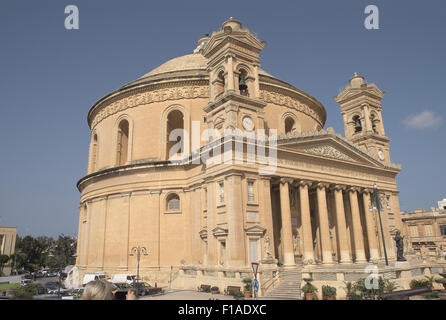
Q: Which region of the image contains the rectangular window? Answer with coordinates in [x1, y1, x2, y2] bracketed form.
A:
[248, 181, 255, 202]
[410, 225, 419, 237]
[249, 239, 259, 263]
[440, 225, 446, 236]
[424, 225, 433, 236]
[219, 241, 226, 265]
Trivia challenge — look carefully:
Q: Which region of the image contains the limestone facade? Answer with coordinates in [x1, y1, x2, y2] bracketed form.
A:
[76, 19, 409, 291]
[402, 208, 446, 260]
[0, 226, 17, 276]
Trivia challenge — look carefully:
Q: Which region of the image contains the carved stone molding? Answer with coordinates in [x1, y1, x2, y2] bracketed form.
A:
[259, 89, 324, 126]
[299, 145, 355, 162]
[90, 84, 209, 129]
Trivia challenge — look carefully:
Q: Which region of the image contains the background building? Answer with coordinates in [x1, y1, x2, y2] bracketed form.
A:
[0, 226, 17, 276]
[402, 208, 446, 260]
[438, 199, 446, 210]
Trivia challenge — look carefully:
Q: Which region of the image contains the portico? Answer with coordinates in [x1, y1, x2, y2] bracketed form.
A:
[270, 176, 397, 266]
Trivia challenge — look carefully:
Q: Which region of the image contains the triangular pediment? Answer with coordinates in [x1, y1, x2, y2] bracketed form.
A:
[244, 225, 266, 235]
[335, 85, 384, 103]
[212, 226, 228, 237]
[278, 133, 390, 169]
[203, 32, 265, 59]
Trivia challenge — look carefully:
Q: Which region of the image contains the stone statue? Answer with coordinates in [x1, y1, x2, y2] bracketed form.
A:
[264, 235, 272, 258]
[293, 234, 298, 255]
[394, 230, 406, 261]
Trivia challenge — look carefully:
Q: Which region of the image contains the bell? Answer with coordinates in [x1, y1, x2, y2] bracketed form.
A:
[355, 118, 362, 131]
[239, 76, 248, 91]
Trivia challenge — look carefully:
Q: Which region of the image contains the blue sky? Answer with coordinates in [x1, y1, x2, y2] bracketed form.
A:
[0, 0, 444, 237]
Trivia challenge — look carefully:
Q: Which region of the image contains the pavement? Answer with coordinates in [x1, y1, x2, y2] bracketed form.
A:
[138, 289, 236, 300]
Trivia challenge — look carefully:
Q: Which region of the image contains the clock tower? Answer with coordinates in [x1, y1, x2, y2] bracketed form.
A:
[335, 73, 391, 162]
[202, 18, 267, 135]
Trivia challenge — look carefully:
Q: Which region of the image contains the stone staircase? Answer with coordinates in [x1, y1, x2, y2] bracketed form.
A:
[264, 267, 302, 300]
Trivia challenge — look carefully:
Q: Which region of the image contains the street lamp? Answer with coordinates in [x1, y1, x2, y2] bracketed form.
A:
[129, 246, 148, 295]
[372, 183, 389, 266]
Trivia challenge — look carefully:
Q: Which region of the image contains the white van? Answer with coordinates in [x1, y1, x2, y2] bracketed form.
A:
[82, 272, 107, 286]
[111, 274, 136, 285]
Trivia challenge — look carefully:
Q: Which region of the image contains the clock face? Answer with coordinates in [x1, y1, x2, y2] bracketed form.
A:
[242, 116, 254, 131]
[378, 150, 384, 160]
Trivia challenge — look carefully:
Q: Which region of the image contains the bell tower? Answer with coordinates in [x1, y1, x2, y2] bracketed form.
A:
[335, 73, 391, 162]
[202, 18, 267, 134]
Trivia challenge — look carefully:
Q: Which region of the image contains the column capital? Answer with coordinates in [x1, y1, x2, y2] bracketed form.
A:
[332, 184, 347, 191]
[280, 177, 294, 185]
[360, 188, 373, 195]
[315, 182, 330, 190]
[296, 179, 313, 187]
[225, 53, 236, 60]
[347, 186, 361, 193]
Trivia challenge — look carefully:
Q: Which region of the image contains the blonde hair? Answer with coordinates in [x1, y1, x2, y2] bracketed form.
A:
[81, 280, 114, 300]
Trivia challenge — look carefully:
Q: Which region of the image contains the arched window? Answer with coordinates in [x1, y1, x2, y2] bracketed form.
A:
[167, 193, 180, 211]
[239, 69, 249, 96]
[285, 117, 295, 134]
[116, 119, 129, 166]
[166, 110, 184, 160]
[353, 115, 362, 133]
[91, 133, 98, 172]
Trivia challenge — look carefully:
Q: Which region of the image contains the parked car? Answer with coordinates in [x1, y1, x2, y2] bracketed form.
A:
[131, 282, 151, 296]
[82, 272, 108, 286]
[20, 279, 33, 286]
[111, 274, 136, 285]
[70, 288, 84, 299]
[46, 270, 58, 277]
[23, 273, 33, 280]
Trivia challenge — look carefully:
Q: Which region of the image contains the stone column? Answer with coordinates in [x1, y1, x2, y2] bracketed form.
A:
[279, 178, 296, 266]
[316, 183, 333, 264]
[361, 190, 380, 262]
[253, 64, 260, 98]
[150, 190, 161, 267]
[348, 188, 367, 263]
[206, 181, 217, 266]
[226, 54, 235, 91]
[298, 180, 315, 264]
[226, 174, 245, 267]
[261, 177, 276, 259]
[333, 185, 352, 264]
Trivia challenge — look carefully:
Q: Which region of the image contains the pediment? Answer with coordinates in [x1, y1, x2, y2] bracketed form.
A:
[244, 225, 266, 236]
[203, 32, 264, 58]
[212, 226, 228, 237]
[278, 134, 386, 169]
[199, 229, 208, 240]
[335, 86, 384, 102]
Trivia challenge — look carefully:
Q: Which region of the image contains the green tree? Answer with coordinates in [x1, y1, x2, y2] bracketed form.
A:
[0, 254, 10, 276]
[9, 251, 27, 274]
[46, 234, 77, 270]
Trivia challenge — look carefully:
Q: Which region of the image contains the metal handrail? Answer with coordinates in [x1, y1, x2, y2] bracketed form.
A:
[260, 271, 281, 293]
